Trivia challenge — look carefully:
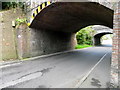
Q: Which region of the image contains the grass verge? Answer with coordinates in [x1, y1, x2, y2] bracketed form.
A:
[75, 44, 92, 49]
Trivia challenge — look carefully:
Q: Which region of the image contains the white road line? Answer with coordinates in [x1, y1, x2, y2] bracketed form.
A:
[0, 62, 22, 69]
[75, 52, 108, 88]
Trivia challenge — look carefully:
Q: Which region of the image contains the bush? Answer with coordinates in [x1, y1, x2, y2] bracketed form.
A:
[76, 26, 95, 45]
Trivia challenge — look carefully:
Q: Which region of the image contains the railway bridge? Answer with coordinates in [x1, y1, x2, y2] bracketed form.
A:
[13, 0, 120, 87]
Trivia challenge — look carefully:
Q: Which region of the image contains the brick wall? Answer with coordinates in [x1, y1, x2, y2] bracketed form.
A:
[111, 1, 120, 88]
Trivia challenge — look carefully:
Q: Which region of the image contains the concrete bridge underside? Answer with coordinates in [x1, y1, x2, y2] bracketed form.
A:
[30, 2, 113, 32]
[28, 2, 113, 57]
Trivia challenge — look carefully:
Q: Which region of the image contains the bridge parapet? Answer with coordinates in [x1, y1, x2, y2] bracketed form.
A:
[92, 25, 113, 34]
[90, 0, 118, 10]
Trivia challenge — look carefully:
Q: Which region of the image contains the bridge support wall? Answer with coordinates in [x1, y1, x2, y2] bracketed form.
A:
[29, 28, 77, 57]
[93, 37, 101, 46]
[111, 2, 120, 88]
[16, 26, 77, 58]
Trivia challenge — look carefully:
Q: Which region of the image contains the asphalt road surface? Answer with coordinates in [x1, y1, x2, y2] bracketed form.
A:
[0, 45, 112, 88]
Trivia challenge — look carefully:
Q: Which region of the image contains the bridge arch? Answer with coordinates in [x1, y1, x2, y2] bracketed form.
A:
[28, 1, 114, 57]
[23, 1, 119, 87]
[93, 32, 113, 45]
[30, 2, 113, 32]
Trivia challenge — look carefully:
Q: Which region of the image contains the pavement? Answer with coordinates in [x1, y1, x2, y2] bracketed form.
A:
[0, 45, 112, 88]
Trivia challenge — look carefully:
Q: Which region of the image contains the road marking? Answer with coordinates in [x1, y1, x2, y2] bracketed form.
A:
[0, 72, 42, 89]
[0, 62, 22, 69]
[75, 52, 108, 88]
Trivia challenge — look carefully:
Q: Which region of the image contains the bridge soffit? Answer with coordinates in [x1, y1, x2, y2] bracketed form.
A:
[26, 0, 117, 26]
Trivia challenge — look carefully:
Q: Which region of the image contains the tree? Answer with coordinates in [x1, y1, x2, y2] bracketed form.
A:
[76, 26, 95, 45]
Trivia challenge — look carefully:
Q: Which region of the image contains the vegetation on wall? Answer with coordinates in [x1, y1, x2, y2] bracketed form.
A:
[15, 18, 28, 29]
[76, 26, 95, 45]
[2, 2, 25, 10]
[16, 18, 27, 24]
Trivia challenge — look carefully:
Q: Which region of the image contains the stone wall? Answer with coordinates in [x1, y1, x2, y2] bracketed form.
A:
[0, 12, 2, 61]
[29, 28, 77, 57]
[16, 26, 77, 58]
[0, 8, 77, 60]
[0, 9, 23, 60]
[16, 24, 30, 59]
